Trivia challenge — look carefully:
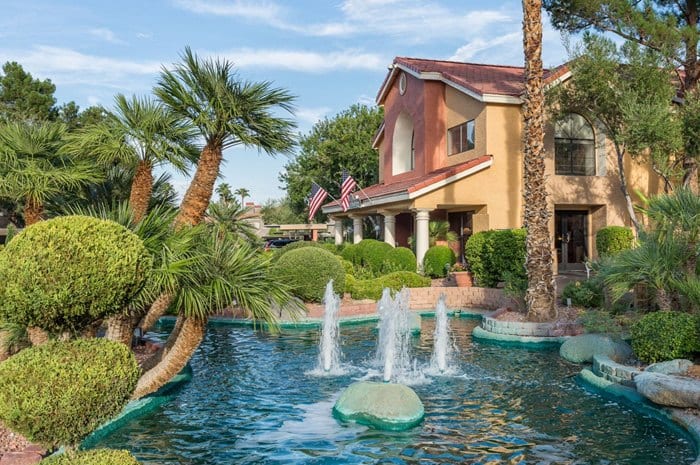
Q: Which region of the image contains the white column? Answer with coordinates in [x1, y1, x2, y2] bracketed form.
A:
[350, 215, 364, 244]
[382, 212, 397, 247]
[332, 217, 343, 246]
[414, 209, 431, 270]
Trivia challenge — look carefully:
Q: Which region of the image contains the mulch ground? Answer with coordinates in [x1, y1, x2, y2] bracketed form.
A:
[0, 423, 29, 459]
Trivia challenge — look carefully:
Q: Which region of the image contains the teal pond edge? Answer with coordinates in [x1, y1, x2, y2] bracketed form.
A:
[81, 364, 193, 450]
[577, 368, 700, 464]
[471, 325, 568, 348]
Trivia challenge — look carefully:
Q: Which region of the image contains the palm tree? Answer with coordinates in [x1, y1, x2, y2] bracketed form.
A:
[207, 199, 258, 243]
[63, 94, 197, 221]
[522, 0, 556, 321]
[216, 182, 234, 204]
[155, 47, 296, 227]
[0, 122, 100, 225]
[234, 187, 250, 206]
[135, 48, 297, 396]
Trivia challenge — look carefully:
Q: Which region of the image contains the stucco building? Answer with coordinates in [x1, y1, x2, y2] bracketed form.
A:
[322, 57, 663, 272]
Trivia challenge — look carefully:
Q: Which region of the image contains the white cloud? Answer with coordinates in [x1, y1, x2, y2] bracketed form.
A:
[295, 106, 330, 126]
[88, 28, 125, 44]
[87, 95, 102, 106]
[173, 0, 285, 23]
[136, 32, 153, 40]
[450, 31, 521, 62]
[222, 48, 385, 72]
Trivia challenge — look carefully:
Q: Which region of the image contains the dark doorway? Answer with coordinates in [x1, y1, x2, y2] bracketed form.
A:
[448, 211, 473, 264]
[555, 211, 588, 271]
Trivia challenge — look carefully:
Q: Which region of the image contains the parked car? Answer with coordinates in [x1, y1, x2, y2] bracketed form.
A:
[264, 238, 297, 251]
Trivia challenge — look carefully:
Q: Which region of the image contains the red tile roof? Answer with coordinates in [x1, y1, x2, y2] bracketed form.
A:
[380, 57, 569, 101]
[324, 155, 492, 209]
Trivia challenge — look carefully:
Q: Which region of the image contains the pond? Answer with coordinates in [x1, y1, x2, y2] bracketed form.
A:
[96, 318, 696, 464]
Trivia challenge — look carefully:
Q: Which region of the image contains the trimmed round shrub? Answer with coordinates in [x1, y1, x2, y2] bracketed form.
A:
[423, 245, 456, 278]
[382, 247, 417, 273]
[272, 240, 324, 261]
[596, 226, 634, 257]
[341, 243, 360, 264]
[320, 242, 342, 255]
[341, 259, 355, 275]
[40, 449, 141, 465]
[630, 311, 700, 363]
[355, 239, 393, 274]
[346, 272, 429, 300]
[465, 229, 525, 287]
[272, 248, 345, 302]
[561, 280, 604, 308]
[0, 339, 140, 448]
[0, 216, 152, 334]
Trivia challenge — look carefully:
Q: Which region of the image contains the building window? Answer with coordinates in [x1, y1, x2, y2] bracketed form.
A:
[555, 113, 595, 176]
[392, 112, 414, 175]
[448, 120, 475, 155]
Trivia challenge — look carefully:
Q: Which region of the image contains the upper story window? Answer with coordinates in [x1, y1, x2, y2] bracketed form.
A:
[555, 114, 595, 176]
[448, 120, 475, 156]
[392, 112, 415, 175]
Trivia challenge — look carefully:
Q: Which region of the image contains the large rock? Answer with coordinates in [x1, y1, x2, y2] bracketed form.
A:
[635, 372, 700, 409]
[559, 334, 632, 364]
[333, 381, 424, 431]
[645, 359, 693, 375]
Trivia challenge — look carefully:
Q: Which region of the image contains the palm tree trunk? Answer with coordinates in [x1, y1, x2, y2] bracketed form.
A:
[656, 287, 672, 311]
[175, 142, 222, 227]
[132, 316, 206, 399]
[27, 327, 49, 346]
[522, 0, 556, 322]
[139, 315, 184, 372]
[24, 198, 43, 226]
[105, 314, 139, 347]
[138, 292, 174, 333]
[129, 160, 154, 223]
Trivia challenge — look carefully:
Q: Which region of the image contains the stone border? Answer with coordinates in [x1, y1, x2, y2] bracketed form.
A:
[480, 308, 579, 337]
[577, 367, 700, 465]
[472, 325, 568, 346]
[81, 365, 193, 449]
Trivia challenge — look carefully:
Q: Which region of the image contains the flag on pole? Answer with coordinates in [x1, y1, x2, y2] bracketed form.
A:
[340, 169, 358, 212]
[308, 182, 328, 221]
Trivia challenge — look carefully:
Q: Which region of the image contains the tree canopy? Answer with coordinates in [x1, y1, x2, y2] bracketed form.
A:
[280, 103, 383, 216]
[0, 61, 56, 122]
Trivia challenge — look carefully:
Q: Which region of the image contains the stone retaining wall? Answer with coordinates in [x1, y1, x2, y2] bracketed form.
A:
[306, 287, 506, 319]
[592, 355, 641, 387]
[480, 308, 580, 337]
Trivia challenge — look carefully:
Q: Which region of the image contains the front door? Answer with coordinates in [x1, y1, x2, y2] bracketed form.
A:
[448, 211, 473, 263]
[555, 211, 588, 271]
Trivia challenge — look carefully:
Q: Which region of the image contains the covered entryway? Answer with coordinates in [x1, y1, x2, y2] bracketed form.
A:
[555, 210, 588, 271]
[448, 211, 473, 263]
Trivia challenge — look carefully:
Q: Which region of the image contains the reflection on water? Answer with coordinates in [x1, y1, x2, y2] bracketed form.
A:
[96, 318, 695, 464]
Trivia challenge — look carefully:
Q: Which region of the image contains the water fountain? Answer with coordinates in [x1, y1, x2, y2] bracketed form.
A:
[375, 288, 413, 382]
[317, 280, 341, 373]
[429, 294, 453, 373]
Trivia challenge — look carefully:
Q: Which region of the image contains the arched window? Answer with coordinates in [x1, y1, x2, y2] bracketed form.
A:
[555, 114, 595, 176]
[392, 112, 414, 175]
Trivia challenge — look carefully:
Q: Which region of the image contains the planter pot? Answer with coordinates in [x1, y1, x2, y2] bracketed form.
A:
[453, 271, 473, 287]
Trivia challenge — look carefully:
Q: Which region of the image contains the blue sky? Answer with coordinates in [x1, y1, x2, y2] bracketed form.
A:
[1, 0, 571, 204]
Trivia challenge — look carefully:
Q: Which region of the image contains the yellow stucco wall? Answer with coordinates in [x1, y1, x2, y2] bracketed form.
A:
[443, 86, 486, 166]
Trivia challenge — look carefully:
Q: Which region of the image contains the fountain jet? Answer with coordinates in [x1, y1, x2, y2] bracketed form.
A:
[317, 280, 341, 372]
[429, 294, 453, 373]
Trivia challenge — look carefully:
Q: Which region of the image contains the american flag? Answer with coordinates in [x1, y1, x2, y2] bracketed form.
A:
[340, 170, 357, 212]
[308, 182, 328, 221]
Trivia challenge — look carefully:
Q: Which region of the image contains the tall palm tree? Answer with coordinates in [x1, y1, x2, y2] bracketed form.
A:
[136, 48, 297, 397]
[0, 122, 99, 225]
[155, 47, 296, 227]
[216, 182, 234, 204]
[234, 187, 250, 206]
[522, 0, 556, 321]
[63, 94, 197, 221]
[207, 199, 258, 243]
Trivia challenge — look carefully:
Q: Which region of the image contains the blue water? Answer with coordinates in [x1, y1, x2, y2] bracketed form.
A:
[97, 318, 695, 464]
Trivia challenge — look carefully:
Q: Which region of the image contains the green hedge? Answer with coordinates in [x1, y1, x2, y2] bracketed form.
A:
[0, 216, 152, 334]
[346, 271, 430, 300]
[272, 248, 345, 302]
[596, 226, 634, 257]
[341, 243, 360, 264]
[40, 449, 141, 465]
[422, 245, 456, 278]
[561, 280, 604, 308]
[272, 240, 324, 261]
[382, 247, 416, 273]
[631, 311, 700, 363]
[356, 239, 393, 273]
[0, 339, 140, 448]
[465, 229, 526, 287]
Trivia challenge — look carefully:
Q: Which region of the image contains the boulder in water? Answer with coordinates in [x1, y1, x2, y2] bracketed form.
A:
[333, 381, 424, 431]
[635, 371, 700, 409]
[559, 334, 632, 364]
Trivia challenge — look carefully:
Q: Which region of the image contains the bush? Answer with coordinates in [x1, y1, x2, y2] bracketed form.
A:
[0, 216, 152, 334]
[346, 271, 430, 300]
[272, 240, 324, 261]
[355, 239, 393, 274]
[272, 248, 345, 302]
[579, 310, 638, 337]
[423, 245, 456, 278]
[630, 311, 700, 363]
[561, 280, 604, 308]
[320, 242, 342, 255]
[466, 229, 526, 287]
[341, 259, 355, 275]
[341, 243, 360, 264]
[382, 247, 417, 273]
[40, 449, 141, 465]
[596, 226, 634, 258]
[0, 339, 140, 448]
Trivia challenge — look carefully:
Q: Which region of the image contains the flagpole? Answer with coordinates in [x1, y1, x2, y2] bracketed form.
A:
[311, 179, 338, 202]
